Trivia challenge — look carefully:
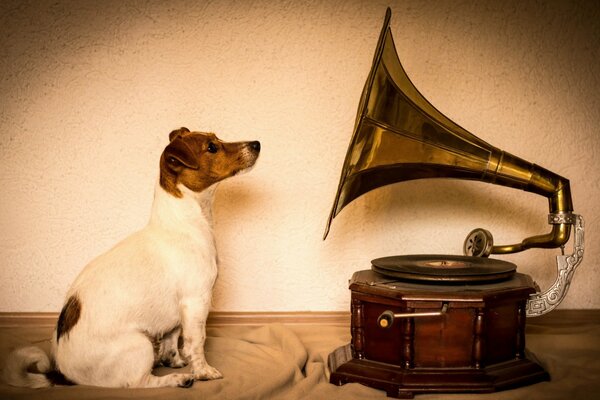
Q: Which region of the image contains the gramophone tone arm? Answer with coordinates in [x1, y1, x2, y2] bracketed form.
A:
[491, 222, 571, 255]
[488, 171, 573, 254]
[464, 213, 573, 257]
[473, 153, 575, 255]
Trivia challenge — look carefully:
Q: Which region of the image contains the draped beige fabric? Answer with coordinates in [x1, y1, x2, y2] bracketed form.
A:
[1, 311, 599, 399]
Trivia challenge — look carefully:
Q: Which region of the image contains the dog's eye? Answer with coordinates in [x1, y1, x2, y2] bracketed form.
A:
[207, 142, 218, 154]
[167, 156, 181, 166]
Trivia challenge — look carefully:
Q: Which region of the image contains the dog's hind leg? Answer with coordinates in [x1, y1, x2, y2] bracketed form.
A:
[156, 327, 187, 368]
[123, 333, 194, 388]
[84, 332, 194, 388]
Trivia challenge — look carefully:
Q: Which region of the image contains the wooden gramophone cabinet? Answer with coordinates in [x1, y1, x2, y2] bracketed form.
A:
[329, 270, 549, 399]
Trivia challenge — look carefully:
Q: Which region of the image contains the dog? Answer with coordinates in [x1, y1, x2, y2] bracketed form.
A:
[2, 127, 260, 388]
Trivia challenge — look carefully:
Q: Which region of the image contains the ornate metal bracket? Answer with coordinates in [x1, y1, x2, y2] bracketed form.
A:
[526, 214, 584, 317]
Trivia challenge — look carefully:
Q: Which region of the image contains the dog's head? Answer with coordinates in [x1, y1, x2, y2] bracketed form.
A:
[159, 127, 260, 197]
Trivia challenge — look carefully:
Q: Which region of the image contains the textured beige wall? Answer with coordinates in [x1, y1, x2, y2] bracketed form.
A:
[0, 0, 598, 312]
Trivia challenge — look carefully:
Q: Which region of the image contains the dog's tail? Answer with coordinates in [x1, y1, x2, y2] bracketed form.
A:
[1, 346, 69, 388]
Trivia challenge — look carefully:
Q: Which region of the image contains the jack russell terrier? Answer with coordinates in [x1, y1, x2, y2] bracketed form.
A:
[2, 127, 260, 389]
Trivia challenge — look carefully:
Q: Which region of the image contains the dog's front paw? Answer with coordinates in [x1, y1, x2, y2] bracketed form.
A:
[192, 363, 223, 381]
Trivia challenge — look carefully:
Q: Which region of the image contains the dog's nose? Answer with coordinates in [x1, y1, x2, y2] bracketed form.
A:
[250, 141, 261, 152]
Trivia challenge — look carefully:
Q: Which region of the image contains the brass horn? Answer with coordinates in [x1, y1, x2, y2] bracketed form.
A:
[324, 8, 583, 316]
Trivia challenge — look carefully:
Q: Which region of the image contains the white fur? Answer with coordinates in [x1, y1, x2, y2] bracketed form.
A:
[57, 183, 222, 387]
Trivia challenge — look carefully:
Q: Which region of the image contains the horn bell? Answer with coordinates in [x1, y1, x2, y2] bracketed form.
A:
[323, 8, 573, 257]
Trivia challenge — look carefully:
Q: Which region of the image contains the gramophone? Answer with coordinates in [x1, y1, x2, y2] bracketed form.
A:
[325, 8, 584, 399]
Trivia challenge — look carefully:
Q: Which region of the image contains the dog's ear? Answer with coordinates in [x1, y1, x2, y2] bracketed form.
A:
[163, 138, 199, 171]
[169, 127, 190, 142]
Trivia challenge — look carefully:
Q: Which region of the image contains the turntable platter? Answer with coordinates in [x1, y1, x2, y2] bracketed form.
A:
[371, 254, 516, 283]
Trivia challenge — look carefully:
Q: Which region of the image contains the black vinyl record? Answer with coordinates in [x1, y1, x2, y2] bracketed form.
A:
[371, 254, 516, 283]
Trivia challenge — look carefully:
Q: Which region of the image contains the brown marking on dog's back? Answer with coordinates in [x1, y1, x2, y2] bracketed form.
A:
[56, 295, 81, 343]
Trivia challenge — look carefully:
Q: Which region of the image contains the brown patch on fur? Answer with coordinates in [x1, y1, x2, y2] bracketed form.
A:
[56, 295, 81, 343]
[159, 128, 260, 197]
